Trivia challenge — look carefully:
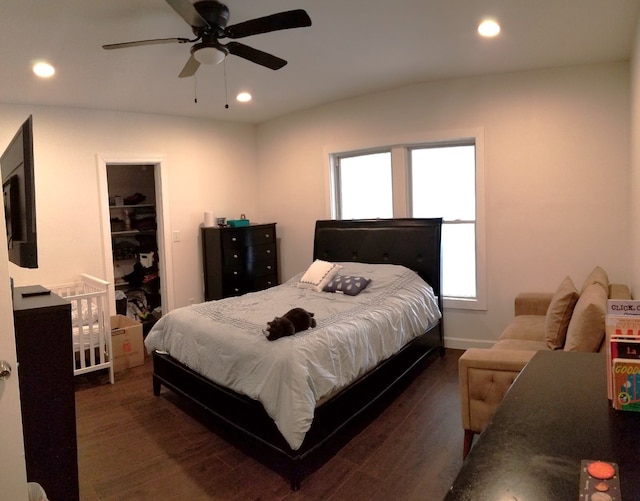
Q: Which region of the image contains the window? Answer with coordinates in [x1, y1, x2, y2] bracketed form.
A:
[331, 134, 485, 310]
[410, 144, 476, 299]
[335, 152, 393, 219]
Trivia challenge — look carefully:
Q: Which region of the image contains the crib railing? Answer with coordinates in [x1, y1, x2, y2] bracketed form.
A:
[48, 274, 114, 384]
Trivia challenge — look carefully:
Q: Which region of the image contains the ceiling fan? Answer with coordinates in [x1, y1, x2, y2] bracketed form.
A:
[102, 0, 312, 77]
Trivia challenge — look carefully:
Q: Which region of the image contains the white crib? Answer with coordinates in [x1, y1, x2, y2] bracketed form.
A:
[49, 274, 114, 384]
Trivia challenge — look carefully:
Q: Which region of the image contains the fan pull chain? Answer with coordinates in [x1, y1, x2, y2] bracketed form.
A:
[224, 59, 229, 109]
[193, 74, 198, 104]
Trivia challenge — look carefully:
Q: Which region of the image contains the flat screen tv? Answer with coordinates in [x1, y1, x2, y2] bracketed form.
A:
[1, 115, 38, 269]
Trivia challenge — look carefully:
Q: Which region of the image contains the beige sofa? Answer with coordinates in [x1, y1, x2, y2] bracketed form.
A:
[458, 266, 631, 458]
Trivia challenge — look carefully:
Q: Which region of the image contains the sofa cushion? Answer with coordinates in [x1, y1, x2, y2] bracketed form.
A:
[580, 265, 608, 294]
[514, 292, 554, 316]
[564, 282, 608, 352]
[493, 338, 551, 351]
[610, 283, 632, 300]
[499, 315, 546, 342]
[545, 276, 579, 350]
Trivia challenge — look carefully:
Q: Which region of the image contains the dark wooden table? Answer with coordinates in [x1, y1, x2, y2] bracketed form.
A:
[446, 350, 640, 500]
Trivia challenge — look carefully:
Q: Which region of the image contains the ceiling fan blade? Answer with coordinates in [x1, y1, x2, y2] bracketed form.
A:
[224, 9, 311, 39]
[225, 42, 287, 70]
[165, 0, 209, 28]
[178, 54, 201, 78]
[102, 37, 192, 50]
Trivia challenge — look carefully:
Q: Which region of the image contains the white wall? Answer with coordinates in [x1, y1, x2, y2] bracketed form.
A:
[0, 104, 258, 308]
[256, 62, 631, 347]
[0, 61, 632, 347]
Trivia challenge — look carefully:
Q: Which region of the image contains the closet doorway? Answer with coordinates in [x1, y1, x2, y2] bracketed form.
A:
[97, 155, 174, 329]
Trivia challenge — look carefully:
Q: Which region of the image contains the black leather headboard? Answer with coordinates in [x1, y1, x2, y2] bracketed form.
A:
[313, 218, 443, 310]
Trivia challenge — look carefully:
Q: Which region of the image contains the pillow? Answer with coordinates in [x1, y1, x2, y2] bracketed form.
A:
[564, 282, 608, 352]
[580, 265, 608, 295]
[323, 275, 371, 296]
[545, 276, 579, 350]
[298, 260, 341, 292]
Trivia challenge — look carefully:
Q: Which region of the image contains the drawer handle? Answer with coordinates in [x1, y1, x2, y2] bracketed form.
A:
[233, 271, 238, 275]
[267, 265, 272, 270]
[265, 234, 270, 238]
[266, 249, 271, 254]
[234, 288, 239, 292]
[232, 237, 237, 242]
[233, 254, 239, 259]
[267, 281, 272, 286]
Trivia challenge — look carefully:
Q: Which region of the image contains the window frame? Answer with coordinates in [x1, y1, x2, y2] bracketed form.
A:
[328, 129, 486, 311]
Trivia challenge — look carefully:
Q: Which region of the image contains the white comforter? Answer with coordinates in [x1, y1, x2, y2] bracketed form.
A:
[144, 262, 441, 450]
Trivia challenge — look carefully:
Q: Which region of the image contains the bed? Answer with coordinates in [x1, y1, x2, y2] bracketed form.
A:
[49, 274, 114, 384]
[145, 218, 444, 489]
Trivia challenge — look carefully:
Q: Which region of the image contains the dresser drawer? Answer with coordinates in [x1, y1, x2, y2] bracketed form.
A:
[222, 280, 251, 297]
[222, 226, 276, 248]
[254, 274, 278, 291]
[223, 258, 276, 277]
[223, 243, 276, 265]
[247, 259, 277, 277]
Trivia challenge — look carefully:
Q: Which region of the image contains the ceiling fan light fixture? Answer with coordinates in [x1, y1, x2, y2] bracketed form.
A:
[236, 92, 252, 102]
[194, 46, 226, 65]
[102, 3, 312, 76]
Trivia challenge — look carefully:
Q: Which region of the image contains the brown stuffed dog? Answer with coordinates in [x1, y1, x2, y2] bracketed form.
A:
[265, 307, 316, 341]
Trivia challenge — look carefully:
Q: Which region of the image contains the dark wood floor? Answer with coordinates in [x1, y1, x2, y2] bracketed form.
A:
[75, 349, 465, 500]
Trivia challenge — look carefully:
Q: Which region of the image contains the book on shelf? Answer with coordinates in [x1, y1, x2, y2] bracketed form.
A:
[606, 309, 640, 410]
[607, 299, 640, 316]
[611, 357, 640, 412]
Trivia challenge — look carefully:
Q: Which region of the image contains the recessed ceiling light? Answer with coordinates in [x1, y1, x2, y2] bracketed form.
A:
[33, 62, 55, 78]
[478, 19, 501, 38]
[236, 92, 252, 103]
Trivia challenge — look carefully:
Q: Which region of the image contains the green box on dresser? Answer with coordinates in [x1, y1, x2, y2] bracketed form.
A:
[201, 223, 279, 301]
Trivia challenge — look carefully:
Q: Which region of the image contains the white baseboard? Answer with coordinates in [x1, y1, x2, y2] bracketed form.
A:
[443, 337, 495, 350]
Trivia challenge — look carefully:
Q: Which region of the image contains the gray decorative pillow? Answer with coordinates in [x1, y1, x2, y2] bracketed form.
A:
[323, 275, 371, 296]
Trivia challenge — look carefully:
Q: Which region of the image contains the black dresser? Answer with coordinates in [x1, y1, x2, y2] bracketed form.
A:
[13, 286, 79, 501]
[202, 223, 279, 301]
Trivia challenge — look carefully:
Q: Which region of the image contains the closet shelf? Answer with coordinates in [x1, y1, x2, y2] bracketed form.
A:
[109, 204, 155, 209]
[111, 230, 155, 237]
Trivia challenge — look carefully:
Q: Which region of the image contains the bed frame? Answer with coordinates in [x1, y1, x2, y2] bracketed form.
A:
[151, 218, 443, 489]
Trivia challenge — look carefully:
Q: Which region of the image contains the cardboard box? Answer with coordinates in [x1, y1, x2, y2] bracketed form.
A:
[111, 315, 144, 372]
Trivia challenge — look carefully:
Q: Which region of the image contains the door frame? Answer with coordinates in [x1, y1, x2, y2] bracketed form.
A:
[96, 154, 175, 316]
[0, 245, 28, 501]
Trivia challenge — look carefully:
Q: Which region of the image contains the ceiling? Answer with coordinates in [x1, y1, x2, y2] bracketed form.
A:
[1, 0, 639, 124]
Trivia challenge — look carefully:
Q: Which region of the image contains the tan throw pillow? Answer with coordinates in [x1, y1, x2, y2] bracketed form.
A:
[545, 276, 579, 350]
[580, 265, 608, 295]
[564, 283, 608, 352]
